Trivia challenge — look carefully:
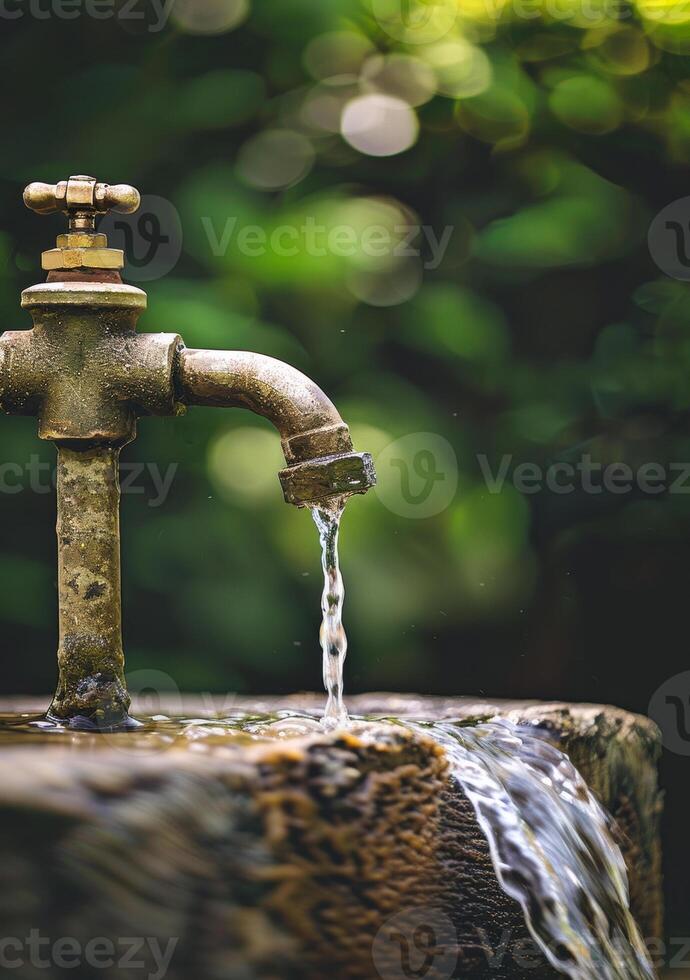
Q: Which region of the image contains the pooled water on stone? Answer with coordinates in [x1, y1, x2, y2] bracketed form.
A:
[310, 496, 348, 731]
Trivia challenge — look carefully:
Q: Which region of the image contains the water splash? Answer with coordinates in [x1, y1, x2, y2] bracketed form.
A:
[311, 497, 348, 730]
[406, 718, 655, 980]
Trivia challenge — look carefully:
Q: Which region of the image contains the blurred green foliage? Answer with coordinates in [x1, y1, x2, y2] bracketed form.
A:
[1, 0, 690, 722]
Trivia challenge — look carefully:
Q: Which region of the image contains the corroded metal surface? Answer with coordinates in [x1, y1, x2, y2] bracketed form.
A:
[50, 445, 130, 728]
[176, 347, 356, 462]
[176, 347, 377, 506]
[3, 283, 180, 444]
[279, 450, 376, 506]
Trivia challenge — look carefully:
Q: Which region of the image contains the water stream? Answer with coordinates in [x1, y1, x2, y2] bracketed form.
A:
[311, 497, 348, 731]
[309, 498, 655, 980]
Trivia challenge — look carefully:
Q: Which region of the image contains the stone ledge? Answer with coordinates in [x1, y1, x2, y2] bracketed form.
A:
[0, 695, 663, 979]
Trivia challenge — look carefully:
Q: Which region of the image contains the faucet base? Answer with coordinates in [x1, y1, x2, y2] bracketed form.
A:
[44, 709, 143, 733]
[47, 668, 134, 731]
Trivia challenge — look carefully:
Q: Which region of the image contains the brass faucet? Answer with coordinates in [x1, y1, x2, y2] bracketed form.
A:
[0, 176, 375, 731]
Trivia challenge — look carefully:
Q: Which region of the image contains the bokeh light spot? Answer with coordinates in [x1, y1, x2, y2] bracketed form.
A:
[455, 87, 530, 148]
[422, 40, 492, 99]
[361, 54, 437, 107]
[304, 31, 374, 80]
[549, 75, 623, 134]
[341, 94, 419, 157]
[371, 0, 457, 45]
[236, 130, 315, 190]
[209, 427, 284, 505]
[172, 0, 249, 35]
[583, 25, 651, 76]
[347, 259, 422, 307]
[301, 81, 359, 134]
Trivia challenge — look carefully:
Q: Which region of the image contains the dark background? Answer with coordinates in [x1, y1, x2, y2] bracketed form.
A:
[1, 0, 689, 949]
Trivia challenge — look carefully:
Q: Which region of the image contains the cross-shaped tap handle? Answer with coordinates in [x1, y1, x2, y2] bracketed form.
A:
[23, 175, 140, 231]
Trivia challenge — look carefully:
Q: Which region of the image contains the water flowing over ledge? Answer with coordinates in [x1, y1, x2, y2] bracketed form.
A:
[406, 718, 655, 980]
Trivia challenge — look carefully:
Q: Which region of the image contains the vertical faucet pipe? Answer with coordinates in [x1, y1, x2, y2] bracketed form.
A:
[49, 444, 132, 730]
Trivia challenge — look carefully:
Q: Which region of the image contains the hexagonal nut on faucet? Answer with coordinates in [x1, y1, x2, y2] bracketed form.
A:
[279, 452, 376, 507]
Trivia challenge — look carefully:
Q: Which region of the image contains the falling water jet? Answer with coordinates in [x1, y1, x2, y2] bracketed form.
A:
[311, 496, 349, 730]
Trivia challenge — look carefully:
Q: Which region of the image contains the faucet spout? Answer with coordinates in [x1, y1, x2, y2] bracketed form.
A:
[176, 348, 376, 507]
